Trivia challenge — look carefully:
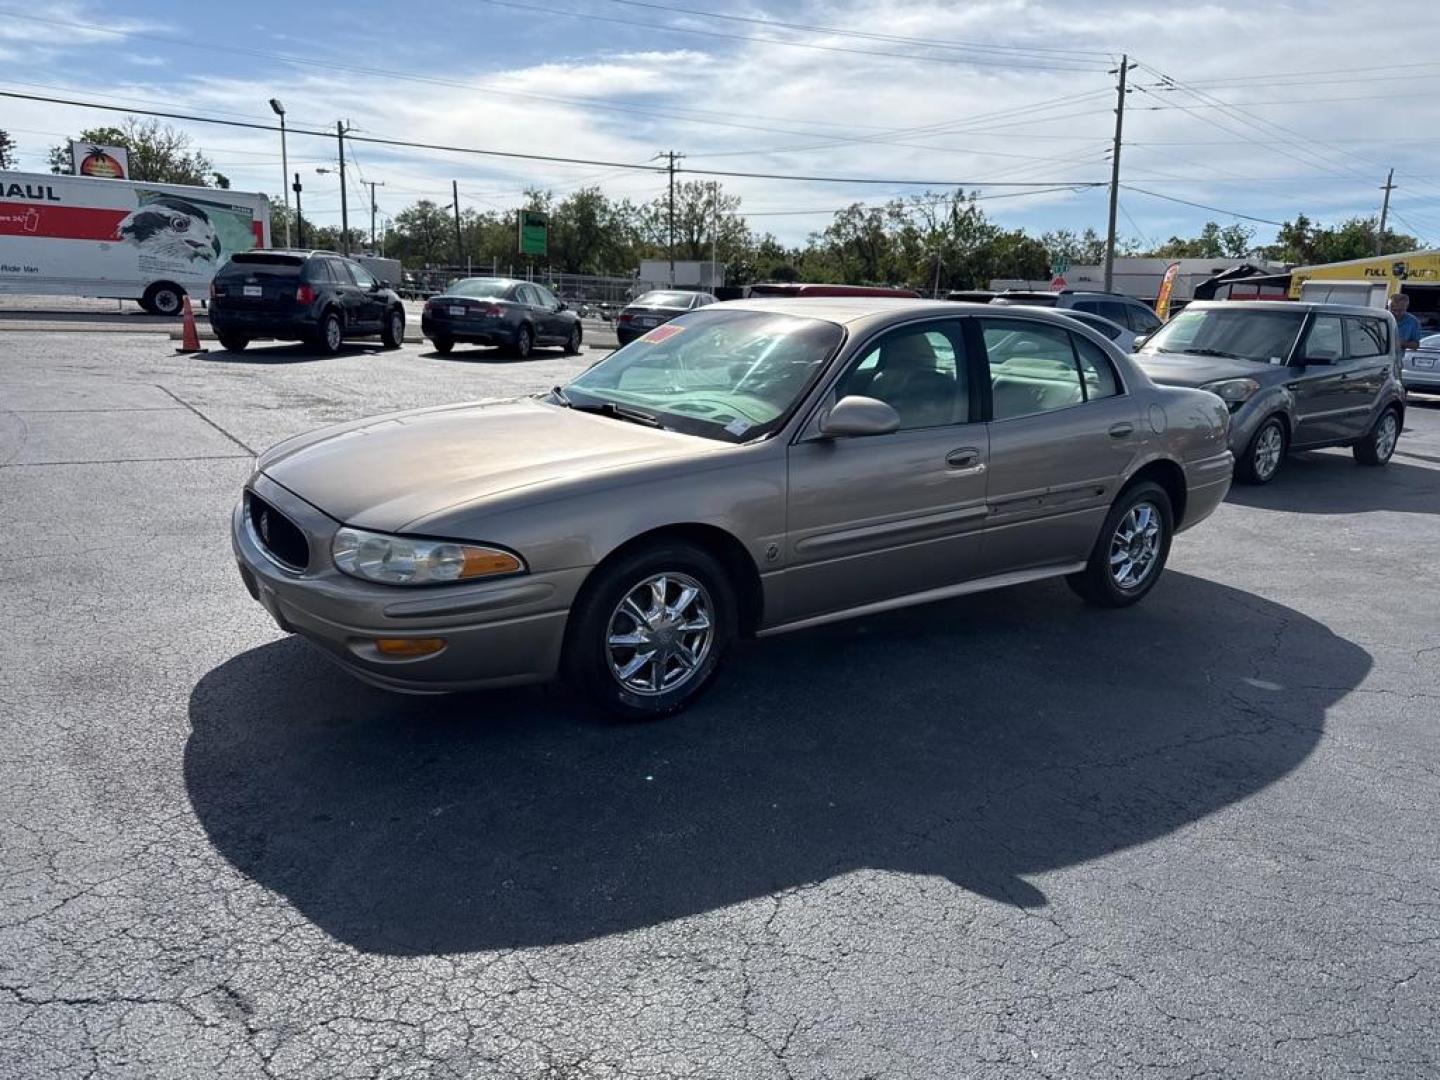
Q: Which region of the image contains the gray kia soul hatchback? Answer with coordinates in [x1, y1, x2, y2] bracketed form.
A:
[1131, 300, 1406, 484]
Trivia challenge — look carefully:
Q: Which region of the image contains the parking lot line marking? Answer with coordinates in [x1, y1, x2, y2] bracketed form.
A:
[155, 385, 256, 456]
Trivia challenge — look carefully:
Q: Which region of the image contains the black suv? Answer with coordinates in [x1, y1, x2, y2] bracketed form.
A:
[209, 250, 406, 354]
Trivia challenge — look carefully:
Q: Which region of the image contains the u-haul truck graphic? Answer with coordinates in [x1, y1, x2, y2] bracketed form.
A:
[0, 171, 271, 315]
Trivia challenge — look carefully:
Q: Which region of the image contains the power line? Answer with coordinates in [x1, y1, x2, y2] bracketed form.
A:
[0, 88, 1108, 189]
[738, 185, 1096, 217]
[1119, 185, 1286, 226]
[474, 0, 1110, 72]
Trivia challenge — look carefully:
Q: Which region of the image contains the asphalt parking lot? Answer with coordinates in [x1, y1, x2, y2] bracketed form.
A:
[2, 331, 1438, 1079]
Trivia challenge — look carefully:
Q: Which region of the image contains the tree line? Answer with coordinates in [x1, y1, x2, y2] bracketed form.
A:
[1, 121, 1422, 289]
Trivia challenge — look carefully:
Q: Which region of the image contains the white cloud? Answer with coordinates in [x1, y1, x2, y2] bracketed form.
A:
[4, 0, 1439, 245]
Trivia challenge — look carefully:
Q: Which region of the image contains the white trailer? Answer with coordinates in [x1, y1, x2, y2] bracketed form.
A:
[0, 170, 270, 315]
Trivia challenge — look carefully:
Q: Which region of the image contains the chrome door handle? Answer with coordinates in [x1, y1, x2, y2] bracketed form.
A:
[946, 448, 981, 468]
[1108, 423, 1135, 438]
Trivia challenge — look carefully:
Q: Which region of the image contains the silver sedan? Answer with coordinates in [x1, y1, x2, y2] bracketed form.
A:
[234, 299, 1232, 718]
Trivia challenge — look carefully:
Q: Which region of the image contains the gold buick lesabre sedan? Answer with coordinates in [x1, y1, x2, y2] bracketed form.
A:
[234, 298, 1233, 718]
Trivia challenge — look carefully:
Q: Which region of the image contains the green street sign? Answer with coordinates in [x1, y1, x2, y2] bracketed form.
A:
[518, 209, 548, 257]
[1050, 256, 1069, 276]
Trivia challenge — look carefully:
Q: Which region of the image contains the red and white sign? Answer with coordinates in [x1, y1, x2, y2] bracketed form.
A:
[1050, 274, 1067, 291]
[70, 142, 130, 180]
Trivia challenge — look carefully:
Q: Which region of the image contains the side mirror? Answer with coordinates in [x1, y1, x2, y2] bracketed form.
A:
[369, 281, 383, 292]
[556, 301, 568, 312]
[1132, 334, 1149, 350]
[1303, 351, 1339, 366]
[819, 395, 901, 438]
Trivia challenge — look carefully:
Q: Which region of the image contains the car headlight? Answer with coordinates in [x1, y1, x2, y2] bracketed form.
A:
[1199, 377, 1261, 407]
[332, 527, 524, 585]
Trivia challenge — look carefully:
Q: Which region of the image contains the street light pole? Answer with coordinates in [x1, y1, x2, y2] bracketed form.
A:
[268, 98, 290, 247]
[292, 172, 304, 248]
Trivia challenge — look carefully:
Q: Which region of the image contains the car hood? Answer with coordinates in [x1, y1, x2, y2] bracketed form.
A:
[259, 398, 715, 532]
[1131, 351, 1270, 388]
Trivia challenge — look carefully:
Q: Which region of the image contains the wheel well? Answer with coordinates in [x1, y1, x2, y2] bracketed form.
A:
[1126, 459, 1188, 528]
[594, 524, 764, 636]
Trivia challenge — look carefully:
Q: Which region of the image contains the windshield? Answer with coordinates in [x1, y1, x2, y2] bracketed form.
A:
[1141, 308, 1305, 363]
[565, 309, 844, 442]
[633, 291, 695, 308]
[448, 278, 511, 299]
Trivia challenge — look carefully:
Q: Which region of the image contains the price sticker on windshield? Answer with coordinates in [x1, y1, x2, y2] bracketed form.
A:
[640, 324, 685, 344]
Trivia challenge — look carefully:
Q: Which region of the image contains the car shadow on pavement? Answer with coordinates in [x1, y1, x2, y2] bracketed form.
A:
[185, 572, 1368, 956]
[1226, 452, 1440, 515]
[201, 343, 388, 364]
[423, 348, 573, 363]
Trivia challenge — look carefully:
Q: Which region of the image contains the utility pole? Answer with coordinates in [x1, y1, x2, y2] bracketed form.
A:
[452, 180, 464, 269]
[1103, 54, 1128, 293]
[710, 180, 718, 289]
[366, 180, 385, 250]
[336, 120, 351, 255]
[292, 172, 305, 248]
[665, 150, 684, 286]
[269, 99, 290, 246]
[1376, 168, 1395, 256]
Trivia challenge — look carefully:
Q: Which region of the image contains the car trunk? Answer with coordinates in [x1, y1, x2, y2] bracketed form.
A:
[214, 255, 307, 309]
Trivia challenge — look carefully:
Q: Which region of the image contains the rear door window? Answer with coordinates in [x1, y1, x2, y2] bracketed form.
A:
[980, 319, 1086, 419]
[1344, 316, 1389, 359]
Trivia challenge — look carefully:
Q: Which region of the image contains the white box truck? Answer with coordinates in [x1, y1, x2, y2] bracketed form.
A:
[0, 170, 271, 315]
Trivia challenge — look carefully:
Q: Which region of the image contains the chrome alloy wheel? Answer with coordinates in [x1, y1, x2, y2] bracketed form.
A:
[1253, 422, 1284, 480]
[390, 312, 403, 340]
[1110, 501, 1163, 590]
[606, 573, 714, 696]
[325, 316, 342, 351]
[1374, 411, 1399, 461]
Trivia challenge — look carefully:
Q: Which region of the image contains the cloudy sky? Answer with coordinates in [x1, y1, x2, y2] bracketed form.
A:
[3, 0, 1439, 249]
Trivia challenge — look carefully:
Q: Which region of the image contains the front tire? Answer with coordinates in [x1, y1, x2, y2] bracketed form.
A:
[563, 542, 736, 720]
[381, 308, 405, 349]
[508, 324, 534, 359]
[1353, 406, 1400, 466]
[1067, 480, 1173, 608]
[1236, 415, 1287, 485]
[564, 323, 582, 355]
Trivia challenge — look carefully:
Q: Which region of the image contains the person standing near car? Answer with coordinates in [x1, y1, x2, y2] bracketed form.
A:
[1390, 291, 1422, 352]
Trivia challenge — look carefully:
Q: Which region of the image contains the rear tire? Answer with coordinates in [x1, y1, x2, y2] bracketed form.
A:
[312, 310, 344, 356]
[381, 308, 405, 349]
[1067, 480, 1173, 609]
[430, 336, 454, 355]
[143, 282, 184, 317]
[1353, 406, 1400, 466]
[563, 542, 736, 720]
[217, 333, 249, 353]
[508, 324, 534, 359]
[1236, 415, 1288, 485]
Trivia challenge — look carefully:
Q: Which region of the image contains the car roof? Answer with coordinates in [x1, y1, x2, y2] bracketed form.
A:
[1185, 299, 1392, 317]
[718, 296, 1099, 328]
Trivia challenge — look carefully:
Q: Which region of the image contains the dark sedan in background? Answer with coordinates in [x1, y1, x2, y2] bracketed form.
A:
[421, 278, 583, 357]
[615, 290, 716, 345]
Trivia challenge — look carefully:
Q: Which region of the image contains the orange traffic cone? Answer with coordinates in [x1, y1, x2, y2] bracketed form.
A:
[177, 294, 207, 353]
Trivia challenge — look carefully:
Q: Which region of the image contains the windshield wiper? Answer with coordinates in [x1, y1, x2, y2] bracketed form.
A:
[570, 399, 664, 428]
[1180, 348, 1246, 360]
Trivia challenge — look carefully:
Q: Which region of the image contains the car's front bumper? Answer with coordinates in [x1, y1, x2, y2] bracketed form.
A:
[232, 474, 585, 692]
